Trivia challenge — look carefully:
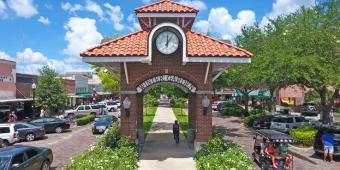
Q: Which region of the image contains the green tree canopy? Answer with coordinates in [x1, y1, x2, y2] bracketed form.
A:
[35, 66, 67, 112]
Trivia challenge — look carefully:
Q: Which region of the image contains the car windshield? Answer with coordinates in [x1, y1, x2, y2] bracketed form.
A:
[0, 157, 11, 169]
[97, 117, 112, 122]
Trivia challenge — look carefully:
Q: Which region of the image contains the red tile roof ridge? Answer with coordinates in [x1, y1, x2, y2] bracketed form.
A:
[80, 30, 148, 56]
[186, 30, 253, 57]
[135, 0, 198, 13]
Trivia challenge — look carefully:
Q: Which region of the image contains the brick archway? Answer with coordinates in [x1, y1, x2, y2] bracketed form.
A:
[81, 0, 252, 147]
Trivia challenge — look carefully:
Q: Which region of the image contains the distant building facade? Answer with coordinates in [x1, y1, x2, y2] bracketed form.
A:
[0, 59, 16, 100]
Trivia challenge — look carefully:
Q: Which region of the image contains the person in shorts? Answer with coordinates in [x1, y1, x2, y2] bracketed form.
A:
[321, 130, 334, 162]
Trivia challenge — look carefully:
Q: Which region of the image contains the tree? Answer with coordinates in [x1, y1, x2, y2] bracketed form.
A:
[35, 66, 67, 114]
[94, 67, 120, 92]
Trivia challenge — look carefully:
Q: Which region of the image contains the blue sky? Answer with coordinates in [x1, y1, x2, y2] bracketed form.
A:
[0, 0, 315, 74]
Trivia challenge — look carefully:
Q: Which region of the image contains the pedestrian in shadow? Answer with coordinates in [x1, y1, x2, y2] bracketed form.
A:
[173, 120, 180, 144]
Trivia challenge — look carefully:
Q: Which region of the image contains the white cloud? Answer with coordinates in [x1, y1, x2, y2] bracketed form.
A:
[179, 0, 207, 11]
[142, 0, 152, 4]
[8, 0, 38, 18]
[0, 50, 14, 61]
[194, 7, 256, 40]
[260, 0, 314, 26]
[85, 0, 105, 20]
[15, 48, 88, 74]
[61, 2, 83, 14]
[127, 14, 141, 31]
[37, 16, 50, 25]
[63, 17, 102, 64]
[0, 0, 7, 18]
[104, 3, 124, 31]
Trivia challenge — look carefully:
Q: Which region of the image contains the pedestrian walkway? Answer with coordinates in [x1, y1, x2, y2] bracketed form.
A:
[138, 106, 195, 170]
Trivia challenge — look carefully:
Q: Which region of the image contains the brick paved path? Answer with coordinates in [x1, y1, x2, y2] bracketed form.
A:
[138, 106, 195, 170]
[212, 112, 340, 170]
[20, 124, 99, 169]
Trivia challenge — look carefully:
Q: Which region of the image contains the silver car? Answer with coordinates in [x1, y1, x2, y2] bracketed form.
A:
[270, 115, 310, 133]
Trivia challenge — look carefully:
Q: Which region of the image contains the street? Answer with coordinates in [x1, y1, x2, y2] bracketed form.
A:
[212, 112, 340, 170]
[17, 124, 99, 169]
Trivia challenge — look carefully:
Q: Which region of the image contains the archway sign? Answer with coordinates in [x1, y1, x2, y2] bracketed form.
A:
[136, 75, 197, 93]
[81, 0, 252, 148]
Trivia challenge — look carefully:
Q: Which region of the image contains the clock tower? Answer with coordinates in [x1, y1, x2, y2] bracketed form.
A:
[81, 0, 252, 148]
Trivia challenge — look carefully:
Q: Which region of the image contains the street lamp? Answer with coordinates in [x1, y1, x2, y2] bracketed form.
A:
[202, 95, 210, 116]
[123, 97, 131, 117]
[32, 82, 36, 120]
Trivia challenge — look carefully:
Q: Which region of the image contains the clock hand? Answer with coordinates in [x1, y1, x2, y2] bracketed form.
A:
[166, 34, 169, 47]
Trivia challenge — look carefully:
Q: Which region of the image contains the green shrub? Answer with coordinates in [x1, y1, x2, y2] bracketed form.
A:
[244, 112, 266, 128]
[144, 94, 158, 107]
[290, 125, 317, 146]
[98, 123, 121, 148]
[196, 137, 253, 170]
[65, 122, 138, 170]
[76, 114, 95, 126]
[221, 103, 248, 117]
[212, 126, 224, 138]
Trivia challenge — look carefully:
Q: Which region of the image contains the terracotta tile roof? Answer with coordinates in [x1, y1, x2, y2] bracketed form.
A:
[186, 30, 252, 58]
[135, 0, 198, 13]
[81, 30, 252, 58]
[81, 30, 148, 57]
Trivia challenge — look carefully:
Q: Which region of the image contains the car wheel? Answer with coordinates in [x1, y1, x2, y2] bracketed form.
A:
[67, 113, 75, 119]
[41, 160, 50, 170]
[55, 127, 63, 133]
[26, 133, 35, 141]
[2, 140, 9, 147]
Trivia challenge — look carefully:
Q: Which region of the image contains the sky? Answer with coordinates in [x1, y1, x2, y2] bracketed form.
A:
[0, 0, 316, 75]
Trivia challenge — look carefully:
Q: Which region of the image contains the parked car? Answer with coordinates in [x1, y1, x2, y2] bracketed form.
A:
[99, 101, 120, 112]
[270, 115, 310, 133]
[216, 101, 228, 112]
[313, 124, 340, 156]
[0, 145, 53, 170]
[14, 122, 45, 142]
[91, 104, 109, 114]
[92, 115, 117, 134]
[31, 117, 70, 133]
[252, 115, 274, 129]
[64, 105, 101, 118]
[301, 102, 319, 116]
[0, 124, 18, 146]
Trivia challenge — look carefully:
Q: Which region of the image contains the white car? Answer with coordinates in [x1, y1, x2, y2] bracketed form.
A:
[99, 101, 120, 112]
[0, 124, 18, 146]
[270, 115, 310, 133]
[64, 105, 106, 117]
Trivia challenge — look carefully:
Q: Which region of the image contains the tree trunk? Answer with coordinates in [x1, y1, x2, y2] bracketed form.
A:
[319, 88, 328, 124]
[244, 94, 249, 114]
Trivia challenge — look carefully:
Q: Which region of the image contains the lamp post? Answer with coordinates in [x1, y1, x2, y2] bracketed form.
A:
[32, 82, 36, 120]
[123, 97, 131, 117]
[202, 95, 210, 116]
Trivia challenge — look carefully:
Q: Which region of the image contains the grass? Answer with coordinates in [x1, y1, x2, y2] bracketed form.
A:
[143, 107, 157, 137]
[172, 107, 188, 137]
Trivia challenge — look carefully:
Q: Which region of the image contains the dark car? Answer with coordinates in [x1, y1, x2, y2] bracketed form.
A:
[0, 145, 53, 170]
[31, 117, 70, 133]
[313, 124, 340, 156]
[92, 115, 117, 134]
[301, 102, 319, 116]
[14, 122, 45, 142]
[252, 115, 274, 129]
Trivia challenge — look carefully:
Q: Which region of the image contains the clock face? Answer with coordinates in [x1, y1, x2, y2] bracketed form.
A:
[156, 31, 179, 55]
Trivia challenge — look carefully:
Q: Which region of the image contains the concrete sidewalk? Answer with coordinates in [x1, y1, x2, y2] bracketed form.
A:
[138, 107, 195, 170]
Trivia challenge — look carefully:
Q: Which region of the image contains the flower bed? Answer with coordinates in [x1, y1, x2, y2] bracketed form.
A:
[76, 114, 95, 126]
[196, 134, 254, 170]
[290, 125, 317, 147]
[65, 123, 138, 170]
[221, 104, 248, 117]
[244, 112, 266, 128]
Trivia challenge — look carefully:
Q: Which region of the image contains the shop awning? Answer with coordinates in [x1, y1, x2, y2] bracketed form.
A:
[234, 89, 270, 99]
[76, 92, 92, 98]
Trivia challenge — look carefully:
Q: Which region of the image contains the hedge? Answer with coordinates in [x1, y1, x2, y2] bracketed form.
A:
[290, 125, 317, 147]
[65, 123, 138, 170]
[221, 103, 248, 117]
[244, 112, 266, 128]
[196, 134, 253, 170]
[76, 114, 95, 126]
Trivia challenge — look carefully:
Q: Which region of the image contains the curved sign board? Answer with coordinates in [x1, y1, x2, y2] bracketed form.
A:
[136, 75, 197, 93]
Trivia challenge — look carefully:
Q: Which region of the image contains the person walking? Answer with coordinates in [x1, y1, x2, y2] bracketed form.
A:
[322, 130, 334, 162]
[173, 120, 180, 144]
[328, 108, 334, 125]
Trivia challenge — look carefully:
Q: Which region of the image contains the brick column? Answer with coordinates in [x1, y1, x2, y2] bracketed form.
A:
[195, 94, 212, 142]
[188, 93, 196, 129]
[120, 94, 137, 140]
[136, 94, 144, 129]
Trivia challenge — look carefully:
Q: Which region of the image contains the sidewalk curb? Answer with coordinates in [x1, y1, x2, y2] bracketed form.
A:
[288, 147, 317, 165]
